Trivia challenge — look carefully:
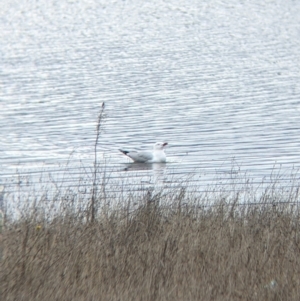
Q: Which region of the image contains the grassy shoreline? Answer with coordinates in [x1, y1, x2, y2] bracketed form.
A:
[1, 188, 300, 300]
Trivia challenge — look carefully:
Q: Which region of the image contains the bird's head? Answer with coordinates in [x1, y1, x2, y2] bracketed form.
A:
[153, 142, 168, 150]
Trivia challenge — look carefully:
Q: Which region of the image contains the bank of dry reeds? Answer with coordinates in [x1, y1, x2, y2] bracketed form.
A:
[1, 190, 300, 301]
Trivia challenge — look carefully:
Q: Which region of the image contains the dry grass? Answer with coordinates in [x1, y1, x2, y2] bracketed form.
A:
[2, 188, 300, 301]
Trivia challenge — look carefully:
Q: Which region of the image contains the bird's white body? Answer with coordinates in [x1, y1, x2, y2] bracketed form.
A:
[119, 142, 168, 163]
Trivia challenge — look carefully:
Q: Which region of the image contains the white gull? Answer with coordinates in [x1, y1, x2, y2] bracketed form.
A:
[119, 142, 168, 163]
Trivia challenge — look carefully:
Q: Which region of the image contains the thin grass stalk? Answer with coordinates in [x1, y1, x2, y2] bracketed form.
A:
[90, 102, 105, 222]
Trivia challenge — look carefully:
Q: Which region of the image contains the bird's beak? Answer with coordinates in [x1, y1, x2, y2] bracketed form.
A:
[163, 142, 168, 147]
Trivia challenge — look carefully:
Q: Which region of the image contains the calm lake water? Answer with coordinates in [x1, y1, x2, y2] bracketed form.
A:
[1, 0, 300, 205]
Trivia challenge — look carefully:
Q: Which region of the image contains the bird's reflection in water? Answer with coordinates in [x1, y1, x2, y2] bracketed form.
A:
[123, 162, 167, 172]
[120, 163, 167, 188]
[122, 163, 167, 187]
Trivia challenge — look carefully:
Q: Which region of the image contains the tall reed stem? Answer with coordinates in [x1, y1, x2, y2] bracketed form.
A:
[90, 102, 105, 222]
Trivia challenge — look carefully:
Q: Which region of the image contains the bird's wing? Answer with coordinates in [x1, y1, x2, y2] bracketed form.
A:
[126, 151, 153, 163]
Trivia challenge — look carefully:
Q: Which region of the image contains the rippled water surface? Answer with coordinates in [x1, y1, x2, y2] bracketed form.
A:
[1, 0, 300, 200]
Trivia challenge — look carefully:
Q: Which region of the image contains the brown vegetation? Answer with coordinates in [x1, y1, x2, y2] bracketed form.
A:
[1, 192, 300, 301]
